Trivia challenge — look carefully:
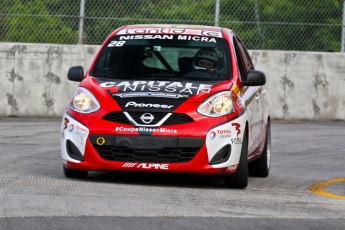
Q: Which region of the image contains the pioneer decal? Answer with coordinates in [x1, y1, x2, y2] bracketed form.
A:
[125, 101, 174, 109]
[99, 81, 212, 95]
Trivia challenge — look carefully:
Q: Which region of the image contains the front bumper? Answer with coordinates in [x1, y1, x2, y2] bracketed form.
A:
[60, 110, 247, 175]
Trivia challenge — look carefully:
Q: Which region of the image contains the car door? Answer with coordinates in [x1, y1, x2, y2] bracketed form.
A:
[233, 36, 265, 156]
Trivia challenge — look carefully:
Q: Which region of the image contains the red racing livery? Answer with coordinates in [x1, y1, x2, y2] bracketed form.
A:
[61, 24, 271, 188]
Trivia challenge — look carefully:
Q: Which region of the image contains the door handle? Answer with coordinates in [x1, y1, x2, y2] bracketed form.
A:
[255, 94, 260, 101]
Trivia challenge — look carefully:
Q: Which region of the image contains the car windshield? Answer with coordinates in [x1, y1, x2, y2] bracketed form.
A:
[91, 34, 231, 81]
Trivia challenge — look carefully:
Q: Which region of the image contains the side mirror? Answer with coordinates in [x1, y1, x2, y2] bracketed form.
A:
[242, 70, 266, 86]
[68, 66, 84, 82]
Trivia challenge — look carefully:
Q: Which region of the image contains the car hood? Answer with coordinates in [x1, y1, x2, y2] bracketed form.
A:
[84, 77, 233, 112]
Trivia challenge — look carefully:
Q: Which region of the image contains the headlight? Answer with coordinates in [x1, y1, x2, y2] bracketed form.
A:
[70, 87, 100, 113]
[197, 91, 234, 117]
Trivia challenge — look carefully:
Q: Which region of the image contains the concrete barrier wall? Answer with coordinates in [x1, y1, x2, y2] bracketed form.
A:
[0, 43, 344, 120]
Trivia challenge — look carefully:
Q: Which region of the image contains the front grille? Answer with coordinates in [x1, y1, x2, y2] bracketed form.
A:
[129, 112, 166, 124]
[162, 113, 194, 125]
[103, 112, 193, 126]
[103, 112, 130, 124]
[94, 146, 200, 163]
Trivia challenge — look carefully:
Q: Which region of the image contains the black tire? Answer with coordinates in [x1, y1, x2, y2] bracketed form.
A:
[223, 130, 248, 189]
[63, 165, 88, 178]
[248, 120, 271, 177]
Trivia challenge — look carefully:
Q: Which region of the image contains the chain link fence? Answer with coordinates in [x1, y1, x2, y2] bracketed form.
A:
[0, 0, 343, 52]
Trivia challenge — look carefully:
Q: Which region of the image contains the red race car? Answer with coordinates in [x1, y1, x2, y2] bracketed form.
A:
[61, 24, 270, 188]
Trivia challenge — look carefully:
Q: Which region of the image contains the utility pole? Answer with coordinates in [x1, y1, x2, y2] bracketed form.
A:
[215, 0, 220, 27]
[78, 0, 85, 44]
[341, 0, 345, 53]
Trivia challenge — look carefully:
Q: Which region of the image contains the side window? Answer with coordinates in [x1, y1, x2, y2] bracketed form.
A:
[236, 37, 254, 70]
[233, 38, 247, 81]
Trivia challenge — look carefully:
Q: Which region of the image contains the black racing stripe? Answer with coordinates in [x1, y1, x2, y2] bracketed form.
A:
[206, 110, 245, 134]
[65, 110, 89, 128]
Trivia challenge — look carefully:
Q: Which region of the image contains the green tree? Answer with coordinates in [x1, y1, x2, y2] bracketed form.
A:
[3, 0, 78, 44]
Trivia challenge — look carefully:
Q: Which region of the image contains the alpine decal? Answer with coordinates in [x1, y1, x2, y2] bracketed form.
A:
[122, 162, 169, 170]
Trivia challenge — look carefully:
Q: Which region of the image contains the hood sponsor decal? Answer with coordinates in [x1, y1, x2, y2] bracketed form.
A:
[96, 79, 218, 112]
[99, 80, 213, 95]
[112, 92, 189, 99]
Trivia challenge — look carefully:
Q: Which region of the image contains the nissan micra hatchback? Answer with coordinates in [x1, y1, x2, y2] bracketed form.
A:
[61, 24, 271, 188]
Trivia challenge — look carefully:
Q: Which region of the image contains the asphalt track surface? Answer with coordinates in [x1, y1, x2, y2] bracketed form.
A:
[0, 119, 344, 230]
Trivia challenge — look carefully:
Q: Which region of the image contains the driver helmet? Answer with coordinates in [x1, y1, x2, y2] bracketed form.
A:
[193, 48, 219, 70]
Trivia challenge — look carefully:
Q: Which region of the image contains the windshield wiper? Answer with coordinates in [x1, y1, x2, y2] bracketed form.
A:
[91, 73, 116, 79]
[133, 77, 191, 81]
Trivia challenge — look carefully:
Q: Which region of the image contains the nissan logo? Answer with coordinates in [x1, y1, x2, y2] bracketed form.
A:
[140, 113, 154, 124]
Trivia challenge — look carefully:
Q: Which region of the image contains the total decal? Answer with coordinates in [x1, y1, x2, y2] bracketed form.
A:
[99, 80, 214, 95]
[117, 28, 223, 38]
[122, 162, 169, 170]
[205, 116, 246, 168]
[61, 114, 89, 162]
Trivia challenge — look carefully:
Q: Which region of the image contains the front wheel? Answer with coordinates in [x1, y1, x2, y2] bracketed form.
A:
[223, 130, 248, 189]
[63, 165, 88, 179]
[248, 120, 271, 177]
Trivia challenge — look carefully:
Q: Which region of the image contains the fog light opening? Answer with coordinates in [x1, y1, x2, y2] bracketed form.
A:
[66, 140, 85, 161]
[210, 144, 231, 165]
